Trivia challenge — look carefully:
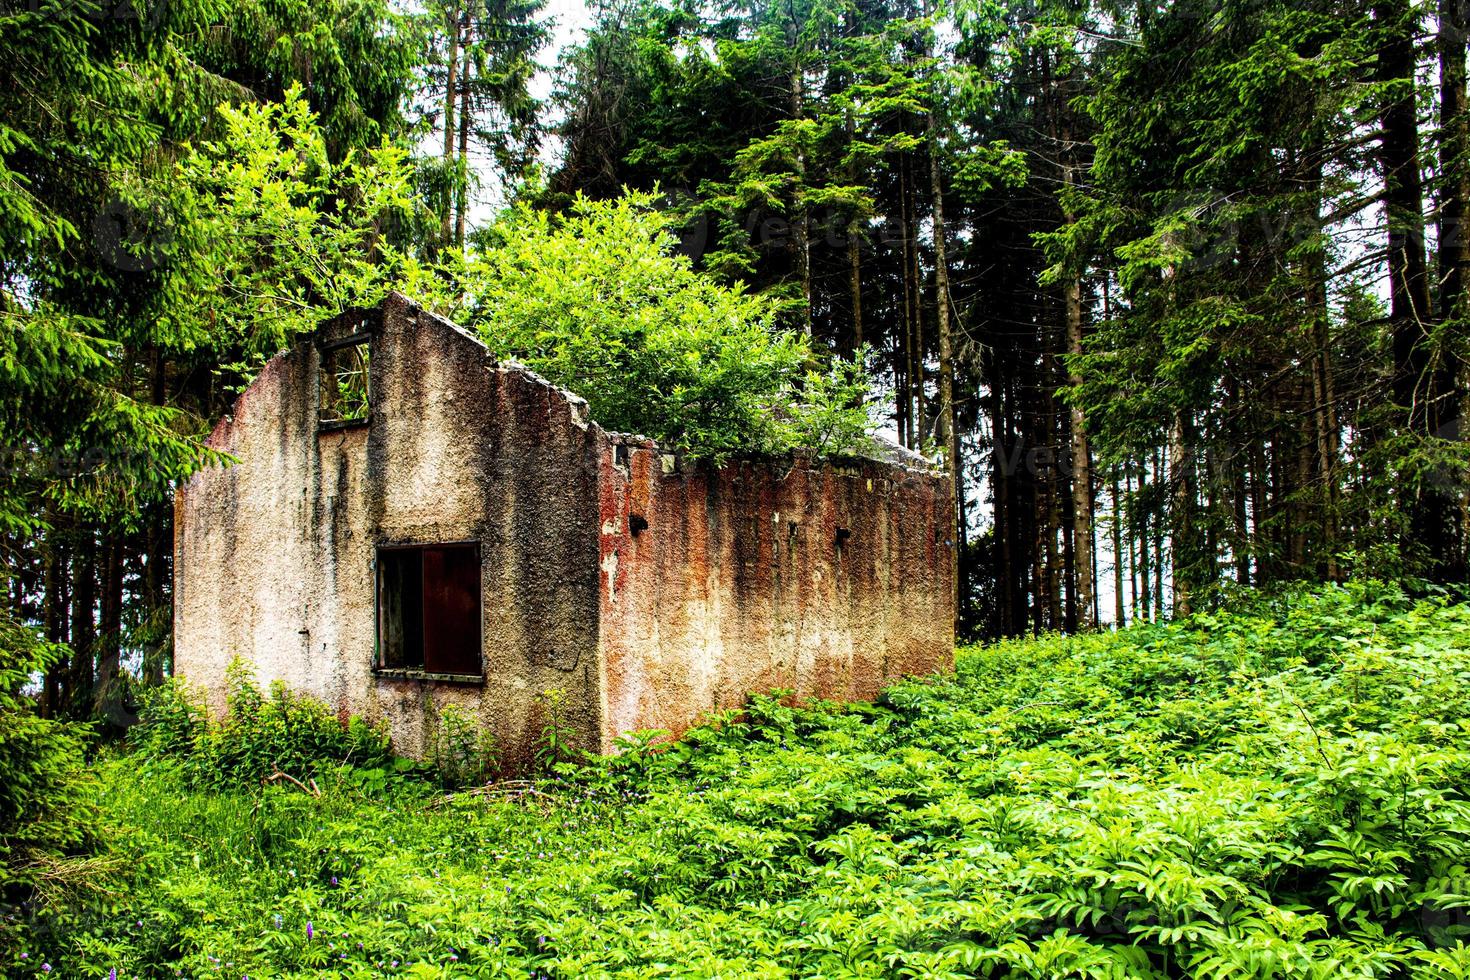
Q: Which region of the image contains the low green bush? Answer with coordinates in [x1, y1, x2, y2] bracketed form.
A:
[14, 582, 1470, 978]
[133, 662, 395, 790]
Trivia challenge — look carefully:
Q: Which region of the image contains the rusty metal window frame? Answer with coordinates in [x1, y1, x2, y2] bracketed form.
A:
[372, 540, 485, 684]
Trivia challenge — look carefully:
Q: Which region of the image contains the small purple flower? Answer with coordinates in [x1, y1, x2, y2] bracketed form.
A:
[41, 966, 51, 974]
[330, 876, 338, 886]
[306, 921, 314, 941]
[110, 969, 118, 980]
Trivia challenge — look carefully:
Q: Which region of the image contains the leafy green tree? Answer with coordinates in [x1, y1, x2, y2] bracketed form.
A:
[409, 192, 877, 459]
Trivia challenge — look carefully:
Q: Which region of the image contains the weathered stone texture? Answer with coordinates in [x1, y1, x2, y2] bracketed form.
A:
[175, 292, 952, 769]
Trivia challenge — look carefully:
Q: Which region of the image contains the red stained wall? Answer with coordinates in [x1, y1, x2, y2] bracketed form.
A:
[594, 438, 954, 749]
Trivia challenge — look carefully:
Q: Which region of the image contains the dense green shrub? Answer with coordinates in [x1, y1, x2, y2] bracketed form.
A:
[17, 582, 1470, 977]
[0, 614, 94, 897]
[134, 662, 394, 790]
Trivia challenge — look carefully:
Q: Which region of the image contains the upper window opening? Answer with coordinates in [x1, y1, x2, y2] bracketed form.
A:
[377, 543, 482, 678]
[319, 337, 372, 427]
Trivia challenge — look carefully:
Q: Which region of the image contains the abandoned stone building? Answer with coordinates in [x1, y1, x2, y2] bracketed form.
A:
[173, 292, 954, 770]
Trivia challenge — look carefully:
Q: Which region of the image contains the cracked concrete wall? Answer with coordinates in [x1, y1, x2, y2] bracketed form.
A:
[175, 293, 603, 770]
[594, 439, 954, 751]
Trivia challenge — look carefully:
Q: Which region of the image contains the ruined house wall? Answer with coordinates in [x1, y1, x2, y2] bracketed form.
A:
[177, 291, 954, 770]
[174, 293, 604, 769]
[593, 439, 953, 751]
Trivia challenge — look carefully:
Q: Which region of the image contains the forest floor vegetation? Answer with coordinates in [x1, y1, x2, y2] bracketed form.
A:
[7, 582, 1470, 978]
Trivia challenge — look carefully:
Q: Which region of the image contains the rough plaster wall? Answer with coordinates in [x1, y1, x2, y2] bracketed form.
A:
[175, 293, 603, 770]
[594, 440, 954, 751]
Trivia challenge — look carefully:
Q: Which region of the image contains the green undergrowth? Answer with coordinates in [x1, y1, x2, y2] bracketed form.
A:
[12, 581, 1470, 978]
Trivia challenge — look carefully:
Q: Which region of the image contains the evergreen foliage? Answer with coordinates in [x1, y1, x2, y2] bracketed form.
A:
[0, 615, 94, 898]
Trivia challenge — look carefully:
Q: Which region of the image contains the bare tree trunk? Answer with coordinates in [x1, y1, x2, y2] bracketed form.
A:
[887, 166, 911, 449]
[93, 533, 125, 725]
[1440, 0, 1470, 324]
[1376, 0, 1454, 578]
[1169, 416, 1193, 616]
[988, 354, 1014, 634]
[455, 35, 473, 250]
[925, 48, 959, 626]
[1135, 461, 1150, 622]
[1111, 468, 1125, 628]
[787, 31, 812, 336]
[145, 346, 170, 685]
[846, 109, 864, 354]
[69, 528, 96, 717]
[903, 154, 926, 443]
[42, 529, 65, 718]
[1041, 359, 1062, 630]
[1064, 270, 1095, 629]
[441, 4, 462, 248]
[1153, 448, 1165, 620]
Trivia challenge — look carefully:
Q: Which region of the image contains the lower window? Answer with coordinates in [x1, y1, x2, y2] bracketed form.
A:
[376, 543, 482, 677]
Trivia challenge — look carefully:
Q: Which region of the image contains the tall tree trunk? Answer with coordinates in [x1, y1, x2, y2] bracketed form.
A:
[441, 4, 462, 249]
[1232, 444, 1251, 586]
[1135, 461, 1150, 622]
[1153, 448, 1165, 620]
[1042, 357, 1062, 630]
[1439, 0, 1470, 575]
[42, 528, 65, 718]
[1305, 160, 1341, 581]
[925, 67, 959, 626]
[897, 160, 916, 445]
[455, 39, 473, 250]
[93, 532, 125, 725]
[1440, 0, 1470, 324]
[1170, 415, 1194, 616]
[903, 153, 926, 443]
[1251, 440, 1271, 582]
[846, 109, 864, 354]
[1064, 262, 1095, 629]
[1112, 468, 1125, 628]
[145, 345, 170, 685]
[988, 354, 1014, 634]
[787, 32, 812, 336]
[926, 75, 959, 627]
[69, 528, 96, 717]
[1375, 2, 1437, 419]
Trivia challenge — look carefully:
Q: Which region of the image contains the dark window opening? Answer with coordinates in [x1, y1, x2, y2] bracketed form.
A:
[377, 544, 481, 677]
[319, 337, 372, 427]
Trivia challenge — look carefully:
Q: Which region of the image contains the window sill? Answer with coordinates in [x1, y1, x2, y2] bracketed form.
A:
[373, 668, 484, 685]
[318, 419, 371, 434]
